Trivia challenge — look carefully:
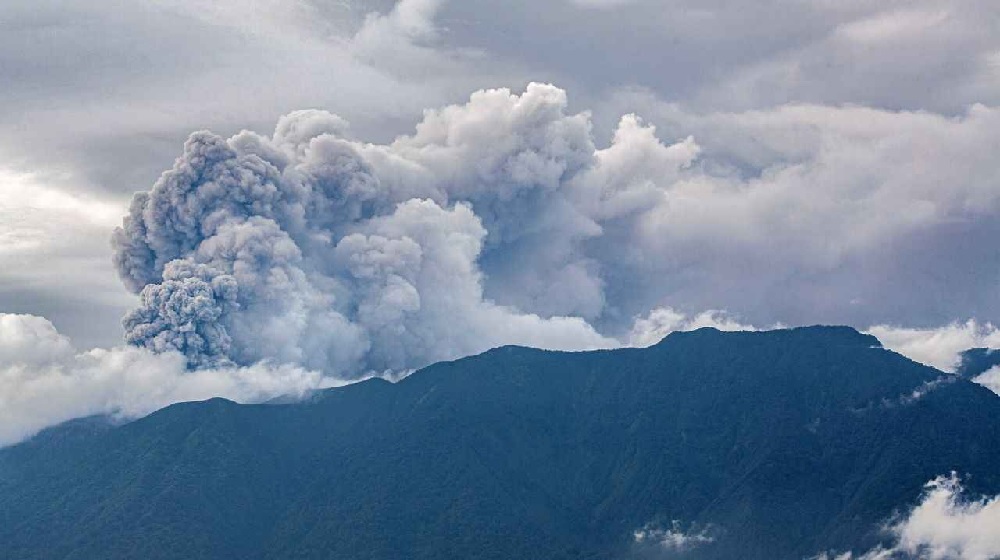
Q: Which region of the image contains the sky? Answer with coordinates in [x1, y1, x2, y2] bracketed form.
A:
[5, 0, 1000, 442]
[3, 0, 1000, 349]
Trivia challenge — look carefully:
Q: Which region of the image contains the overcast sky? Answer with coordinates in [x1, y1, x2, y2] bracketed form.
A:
[3, 0, 1000, 350]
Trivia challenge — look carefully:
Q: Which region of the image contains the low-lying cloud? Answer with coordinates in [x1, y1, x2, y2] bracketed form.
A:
[0, 313, 339, 447]
[633, 520, 715, 554]
[818, 474, 1000, 560]
[10, 304, 997, 448]
[867, 321, 1000, 373]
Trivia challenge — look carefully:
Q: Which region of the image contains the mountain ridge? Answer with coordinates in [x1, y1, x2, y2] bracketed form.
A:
[2, 326, 998, 559]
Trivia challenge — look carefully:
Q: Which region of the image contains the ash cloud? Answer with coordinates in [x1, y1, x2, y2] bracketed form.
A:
[112, 82, 1000, 380]
[112, 84, 617, 376]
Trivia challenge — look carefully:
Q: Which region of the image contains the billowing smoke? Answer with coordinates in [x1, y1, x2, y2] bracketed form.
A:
[112, 84, 640, 376]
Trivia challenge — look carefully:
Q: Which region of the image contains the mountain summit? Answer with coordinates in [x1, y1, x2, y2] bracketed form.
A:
[2, 326, 999, 559]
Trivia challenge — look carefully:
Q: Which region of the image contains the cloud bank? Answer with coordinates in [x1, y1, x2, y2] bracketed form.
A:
[10, 304, 997, 448]
[0, 313, 340, 447]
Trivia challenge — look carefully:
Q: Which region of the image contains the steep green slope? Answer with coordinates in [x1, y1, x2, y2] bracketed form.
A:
[958, 347, 1000, 378]
[2, 327, 999, 559]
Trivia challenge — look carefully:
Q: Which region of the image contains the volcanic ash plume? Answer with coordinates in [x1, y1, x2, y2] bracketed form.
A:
[110, 84, 673, 376]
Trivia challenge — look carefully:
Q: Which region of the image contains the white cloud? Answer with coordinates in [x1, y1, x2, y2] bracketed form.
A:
[633, 520, 715, 552]
[973, 366, 1000, 396]
[349, 0, 479, 78]
[0, 169, 122, 227]
[820, 474, 1000, 560]
[594, 94, 1000, 331]
[866, 321, 1000, 373]
[626, 307, 758, 348]
[0, 313, 342, 447]
[6, 301, 1000, 449]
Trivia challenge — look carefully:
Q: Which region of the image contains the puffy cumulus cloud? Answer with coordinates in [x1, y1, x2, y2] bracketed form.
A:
[590, 93, 1000, 331]
[0, 314, 75, 366]
[818, 474, 1000, 560]
[0, 313, 336, 447]
[866, 321, 1000, 373]
[890, 475, 1000, 559]
[384, 84, 608, 319]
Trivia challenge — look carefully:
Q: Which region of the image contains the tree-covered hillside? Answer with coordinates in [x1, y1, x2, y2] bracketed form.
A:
[2, 327, 999, 559]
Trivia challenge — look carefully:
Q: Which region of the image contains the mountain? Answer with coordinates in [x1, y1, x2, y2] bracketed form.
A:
[958, 347, 1000, 378]
[2, 326, 1000, 559]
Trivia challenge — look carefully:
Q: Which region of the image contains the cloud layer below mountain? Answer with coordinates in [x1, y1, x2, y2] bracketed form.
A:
[4, 306, 999, 448]
[0, 313, 339, 447]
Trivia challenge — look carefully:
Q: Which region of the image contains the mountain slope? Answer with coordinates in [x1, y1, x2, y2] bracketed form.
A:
[2, 327, 999, 559]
